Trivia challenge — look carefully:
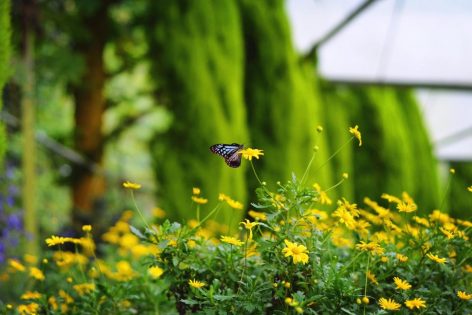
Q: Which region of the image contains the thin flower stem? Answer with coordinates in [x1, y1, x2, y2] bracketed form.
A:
[192, 203, 222, 231]
[340, 251, 363, 275]
[130, 191, 161, 245]
[74, 244, 87, 283]
[130, 190, 151, 231]
[324, 177, 346, 194]
[300, 150, 317, 185]
[313, 137, 354, 175]
[363, 254, 371, 315]
[250, 160, 278, 207]
[196, 205, 200, 223]
[87, 232, 104, 277]
[238, 236, 249, 293]
[250, 160, 263, 186]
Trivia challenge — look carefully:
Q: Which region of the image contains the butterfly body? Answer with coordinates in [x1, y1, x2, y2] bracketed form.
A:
[210, 143, 243, 168]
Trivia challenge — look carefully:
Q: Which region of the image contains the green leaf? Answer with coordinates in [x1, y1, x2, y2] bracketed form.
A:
[129, 225, 145, 239]
[180, 299, 198, 306]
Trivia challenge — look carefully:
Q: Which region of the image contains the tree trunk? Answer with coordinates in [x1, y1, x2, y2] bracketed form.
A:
[71, 1, 109, 232]
[19, 0, 39, 258]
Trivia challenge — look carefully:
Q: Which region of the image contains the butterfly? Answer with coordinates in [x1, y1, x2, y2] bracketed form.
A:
[209, 143, 244, 168]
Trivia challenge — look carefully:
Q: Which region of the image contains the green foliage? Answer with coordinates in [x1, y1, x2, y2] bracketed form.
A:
[238, 0, 334, 198]
[324, 85, 441, 213]
[396, 90, 441, 210]
[449, 162, 472, 219]
[2, 146, 470, 314]
[0, 0, 11, 163]
[145, 0, 249, 223]
[320, 84, 355, 201]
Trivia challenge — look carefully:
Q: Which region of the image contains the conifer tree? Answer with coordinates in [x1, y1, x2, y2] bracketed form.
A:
[145, 0, 248, 222]
[328, 86, 441, 212]
[238, 0, 334, 198]
[449, 162, 472, 218]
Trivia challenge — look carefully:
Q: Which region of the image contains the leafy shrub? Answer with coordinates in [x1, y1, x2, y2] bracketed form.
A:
[1, 126, 471, 314]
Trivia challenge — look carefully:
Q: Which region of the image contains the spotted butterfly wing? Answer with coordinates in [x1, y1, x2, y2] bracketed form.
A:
[210, 143, 243, 168]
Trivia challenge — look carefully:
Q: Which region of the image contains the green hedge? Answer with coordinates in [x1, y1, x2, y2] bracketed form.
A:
[450, 161, 472, 218]
[239, 0, 334, 197]
[146, 0, 248, 223]
[322, 84, 441, 212]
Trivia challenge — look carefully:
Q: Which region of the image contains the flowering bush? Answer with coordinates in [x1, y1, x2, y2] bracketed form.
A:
[0, 163, 23, 265]
[1, 127, 471, 314]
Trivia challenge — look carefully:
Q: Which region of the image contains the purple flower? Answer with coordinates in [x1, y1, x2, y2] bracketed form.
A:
[8, 185, 19, 197]
[7, 213, 22, 231]
[0, 243, 4, 263]
[6, 195, 14, 208]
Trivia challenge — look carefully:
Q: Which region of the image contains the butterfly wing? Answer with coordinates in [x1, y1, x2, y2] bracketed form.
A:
[225, 149, 242, 168]
[210, 143, 243, 168]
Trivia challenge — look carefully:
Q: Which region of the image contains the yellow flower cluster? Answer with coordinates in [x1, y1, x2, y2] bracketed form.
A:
[102, 211, 158, 259]
[219, 193, 244, 210]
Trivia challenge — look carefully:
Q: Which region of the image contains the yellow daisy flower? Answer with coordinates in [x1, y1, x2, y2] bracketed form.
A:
[282, 240, 309, 264]
[148, 266, 164, 279]
[426, 253, 447, 264]
[122, 181, 141, 190]
[45, 235, 69, 247]
[355, 241, 384, 256]
[240, 219, 259, 240]
[20, 291, 42, 300]
[220, 236, 244, 247]
[405, 298, 426, 310]
[248, 210, 267, 221]
[367, 271, 378, 285]
[17, 303, 40, 315]
[8, 259, 26, 272]
[397, 201, 417, 213]
[393, 277, 411, 290]
[191, 196, 208, 205]
[349, 125, 362, 146]
[73, 283, 96, 295]
[379, 297, 401, 311]
[29, 267, 45, 281]
[313, 183, 332, 205]
[239, 148, 264, 160]
[396, 253, 408, 262]
[189, 279, 206, 289]
[457, 291, 472, 300]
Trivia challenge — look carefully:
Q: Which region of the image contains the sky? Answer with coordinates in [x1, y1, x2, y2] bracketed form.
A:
[286, 0, 472, 161]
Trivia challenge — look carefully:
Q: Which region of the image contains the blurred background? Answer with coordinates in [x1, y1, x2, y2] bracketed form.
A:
[0, 0, 470, 261]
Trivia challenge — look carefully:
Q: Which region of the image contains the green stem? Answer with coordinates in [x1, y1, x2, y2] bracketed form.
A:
[324, 177, 346, 194]
[363, 254, 371, 315]
[196, 205, 200, 224]
[313, 137, 354, 175]
[340, 251, 363, 275]
[250, 159, 275, 203]
[300, 150, 317, 185]
[130, 190, 151, 231]
[192, 203, 222, 231]
[250, 160, 263, 185]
